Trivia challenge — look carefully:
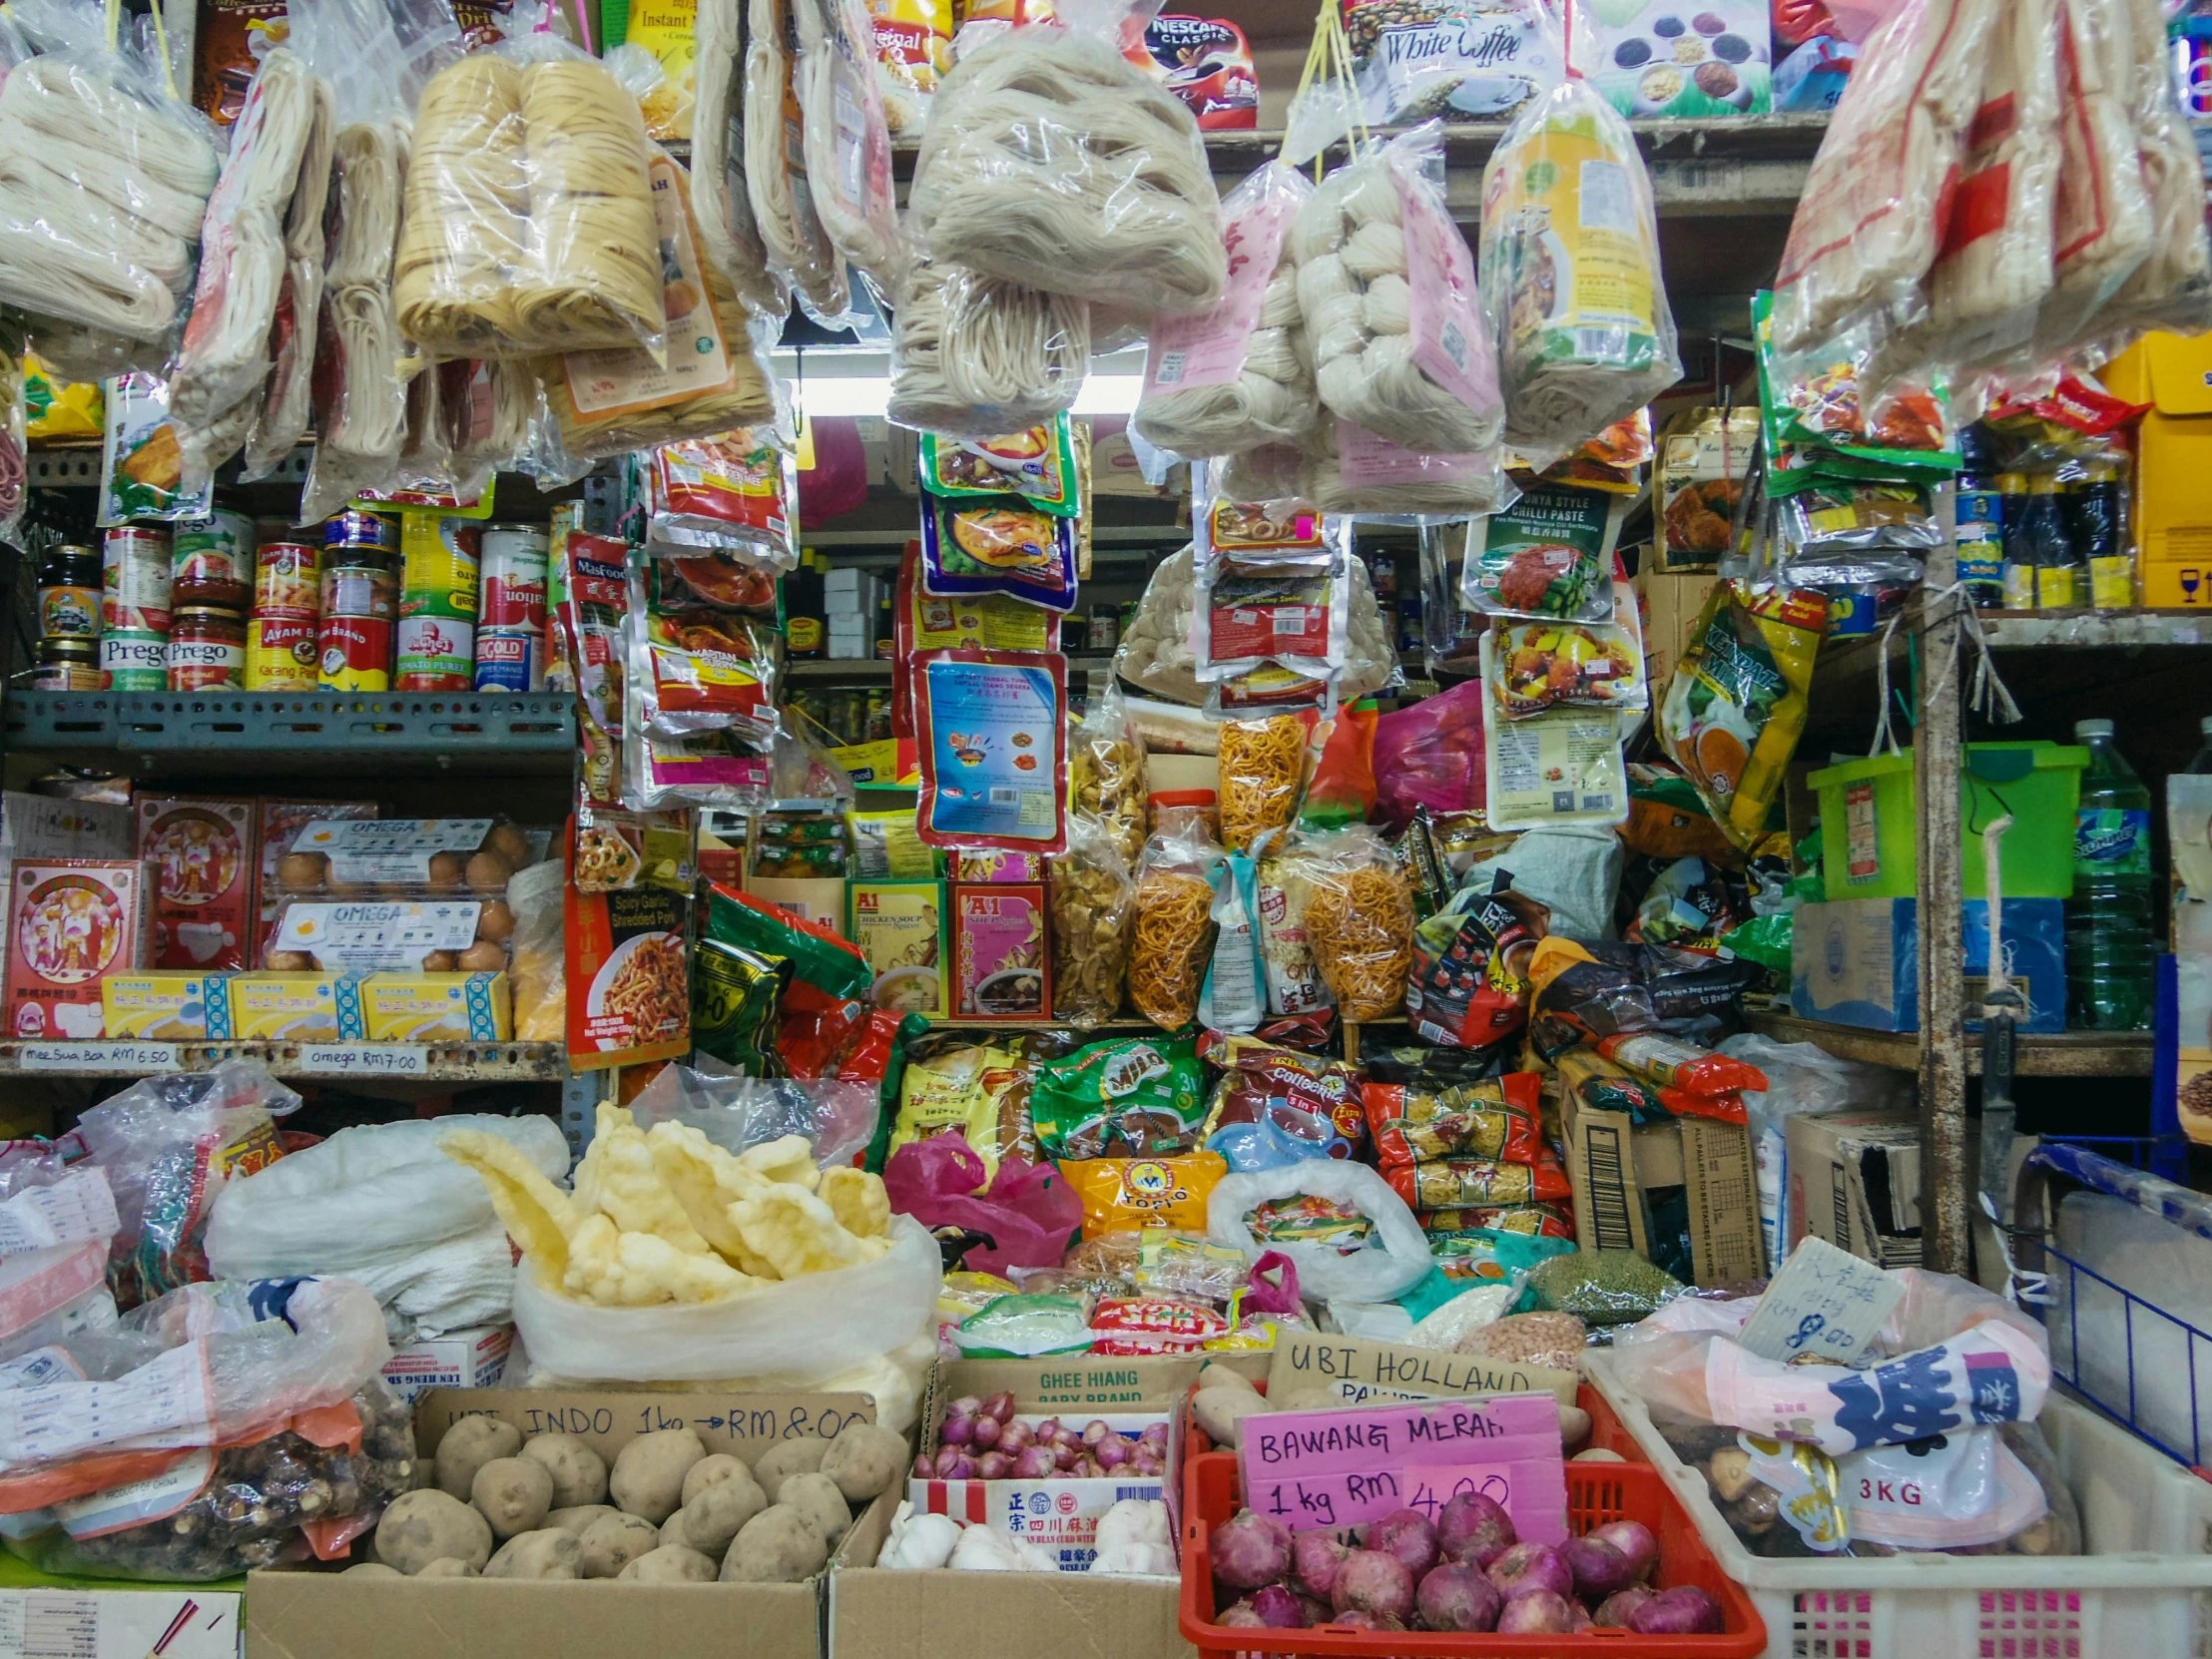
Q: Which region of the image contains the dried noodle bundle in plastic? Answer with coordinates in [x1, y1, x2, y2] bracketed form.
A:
[887, 253, 1087, 437]
[244, 69, 339, 477]
[692, 0, 787, 316]
[795, 0, 901, 282]
[909, 26, 1225, 315]
[299, 119, 408, 522]
[744, 0, 850, 322]
[393, 55, 531, 354]
[1304, 418, 1506, 517]
[512, 58, 665, 351]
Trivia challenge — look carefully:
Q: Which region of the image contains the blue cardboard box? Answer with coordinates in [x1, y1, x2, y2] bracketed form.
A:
[1792, 897, 2066, 1034]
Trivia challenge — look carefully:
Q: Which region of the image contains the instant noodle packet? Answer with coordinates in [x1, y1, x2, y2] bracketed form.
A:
[920, 417, 1079, 513]
[915, 650, 1068, 854]
[920, 494, 1079, 611]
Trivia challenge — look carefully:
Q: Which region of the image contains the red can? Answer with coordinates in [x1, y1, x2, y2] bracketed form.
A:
[256, 541, 319, 620]
[317, 615, 392, 690]
[479, 523, 550, 632]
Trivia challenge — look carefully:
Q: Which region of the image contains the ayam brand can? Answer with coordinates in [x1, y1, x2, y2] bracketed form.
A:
[317, 615, 392, 690]
[400, 515, 481, 621]
[103, 527, 173, 634]
[171, 509, 255, 609]
[396, 614, 475, 690]
[256, 540, 319, 620]
[478, 523, 548, 631]
[473, 629, 543, 692]
[101, 631, 169, 691]
[247, 615, 318, 689]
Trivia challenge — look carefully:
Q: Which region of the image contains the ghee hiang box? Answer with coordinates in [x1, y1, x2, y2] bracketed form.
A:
[103, 971, 235, 1040]
[227, 973, 367, 1042]
[137, 797, 257, 972]
[5, 858, 151, 1040]
[359, 971, 511, 1041]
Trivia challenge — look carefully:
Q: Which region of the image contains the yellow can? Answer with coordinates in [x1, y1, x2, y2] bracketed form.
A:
[247, 615, 318, 690]
[399, 514, 481, 622]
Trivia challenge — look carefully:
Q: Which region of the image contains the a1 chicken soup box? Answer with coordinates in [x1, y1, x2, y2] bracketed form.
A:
[1586, 0, 1771, 116]
[909, 1412, 1172, 1567]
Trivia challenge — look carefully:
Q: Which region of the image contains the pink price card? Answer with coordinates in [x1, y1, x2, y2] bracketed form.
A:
[1141, 176, 1302, 394]
[1395, 162, 1503, 425]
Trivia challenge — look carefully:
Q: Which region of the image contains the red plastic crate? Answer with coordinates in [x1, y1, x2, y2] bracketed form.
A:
[1578, 1383, 1646, 1462]
[1179, 1449, 1765, 1658]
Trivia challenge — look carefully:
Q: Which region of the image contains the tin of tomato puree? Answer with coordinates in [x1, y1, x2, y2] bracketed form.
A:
[325, 510, 396, 554]
[247, 616, 317, 690]
[101, 630, 169, 691]
[103, 527, 173, 634]
[167, 607, 246, 690]
[400, 515, 481, 621]
[256, 539, 319, 620]
[396, 614, 475, 690]
[172, 509, 255, 610]
[478, 523, 549, 631]
[33, 640, 101, 690]
[320, 559, 396, 622]
[474, 629, 543, 692]
[318, 615, 392, 689]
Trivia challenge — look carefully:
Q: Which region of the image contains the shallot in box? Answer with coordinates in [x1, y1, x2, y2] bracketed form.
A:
[5, 859, 151, 1040]
[138, 796, 257, 971]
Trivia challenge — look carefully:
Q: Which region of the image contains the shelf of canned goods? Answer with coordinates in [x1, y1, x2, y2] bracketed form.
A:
[0, 1038, 567, 1082]
[1, 692, 576, 776]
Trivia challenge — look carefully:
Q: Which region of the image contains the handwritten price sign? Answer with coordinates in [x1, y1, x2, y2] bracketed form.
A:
[295, 1045, 430, 1076]
[15, 1042, 181, 1073]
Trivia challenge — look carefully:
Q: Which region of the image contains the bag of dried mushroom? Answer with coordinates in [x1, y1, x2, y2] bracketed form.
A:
[1049, 817, 1135, 1027]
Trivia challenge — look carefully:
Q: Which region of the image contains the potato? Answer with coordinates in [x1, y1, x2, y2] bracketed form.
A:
[417, 1558, 482, 1578]
[776, 1472, 851, 1548]
[750, 1438, 827, 1494]
[521, 1433, 609, 1509]
[344, 1563, 402, 1578]
[1196, 1360, 1258, 1395]
[682, 1453, 752, 1509]
[661, 1473, 767, 1557]
[820, 1424, 907, 1503]
[471, 1456, 554, 1540]
[721, 1505, 829, 1583]
[546, 1504, 619, 1536]
[619, 1545, 717, 1583]
[1559, 1404, 1591, 1449]
[375, 1489, 494, 1575]
[1193, 1387, 1271, 1448]
[579, 1512, 663, 1578]
[485, 1528, 582, 1580]
[435, 1416, 523, 1499]
[1573, 1447, 1627, 1463]
[610, 1428, 708, 1523]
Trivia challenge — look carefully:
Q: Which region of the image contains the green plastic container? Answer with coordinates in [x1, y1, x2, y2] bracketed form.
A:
[1808, 743, 2088, 901]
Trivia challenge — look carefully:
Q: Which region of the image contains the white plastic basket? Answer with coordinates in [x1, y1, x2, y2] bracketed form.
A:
[1587, 1353, 2212, 1659]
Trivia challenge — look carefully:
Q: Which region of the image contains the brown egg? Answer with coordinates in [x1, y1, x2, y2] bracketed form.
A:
[325, 874, 371, 896]
[464, 849, 513, 893]
[485, 824, 531, 865]
[475, 899, 516, 943]
[376, 880, 412, 896]
[277, 852, 326, 890]
[265, 950, 315, 972]
[426, 850, 467, 892]
[421, 950, 459, 972]
[459, 939, 507, 972]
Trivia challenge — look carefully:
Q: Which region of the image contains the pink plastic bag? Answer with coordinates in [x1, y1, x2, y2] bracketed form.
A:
[1243, 1250, 1302, 1317]
[883, 1132, 1083, 1274]
[1373, 678, 1485, 829]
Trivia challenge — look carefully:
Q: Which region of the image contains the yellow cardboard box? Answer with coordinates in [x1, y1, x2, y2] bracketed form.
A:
[102, 973, 232, 1040]
[2103, 332, 2212, 574]
[229, 973, 364, 1041]
[359, 971, 511, 1041]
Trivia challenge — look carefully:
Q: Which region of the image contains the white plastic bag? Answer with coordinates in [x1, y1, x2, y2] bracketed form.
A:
[1207, 1160, 1430, 1302]
[511, 1211, 942, 1386]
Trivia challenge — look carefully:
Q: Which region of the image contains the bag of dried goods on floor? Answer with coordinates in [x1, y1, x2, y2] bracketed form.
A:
[1207, 1158, 1430, 1302]
[1199, 1032, 1366, 1168]
[1128, 798, 1226, 1029]
[1363, 1058, 1543, 1172]
[1031, 1033, 1205, 1160]
[1405, 880, 1548, 1048]
[890, 1035, 1037, 1172]
[1526, 936, 1765, 1056]
[908, 11, 1224, 314]
[1480, 74, 1681, 465]
[1293, 122, 1503, 457]
[1134, 161, 1314, 459]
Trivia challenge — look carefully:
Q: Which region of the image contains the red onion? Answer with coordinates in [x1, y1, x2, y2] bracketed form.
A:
[977, 1451, 1013, 1479]
[1435, 1491, 1515, 1567]
[1331, 1550, 1414, 1622]
[1369, 1509, 1439, 1580]
[1594, 1586, 1656, 1628]
[1487, 1542, 1573, 1603]
[1011, 1445, 1058, 1480]
[938, 1412, 975, 1447]
[948, 1395, 983, 1419]
[982, 1391, 1017, 1423]
[1291, 1531, 1350, 1601]
[1414, 1561, 1502, 1633]
[911, 1454, 932, 1479]
[932, 1449, 977, 1480]
[1327, 1610, 1403, 1632]
[1074, 1455, 1104, 1478]
[1035, 1417, 1062, 1441]
[1212, 1510, 1293, 1589]
[1053, 1442, 1080, 1471]
[1082, 1419, 1112, 1446]
[1128, 1449, 1163, 1476]
[1215, 1602, 1268, 1629]
[1497, 1590, 1576, 1635]
[1095, 1436, 1129, 1470]
[1251, 1585, 1308, 1628]
[1588, 1519, 1659, 1584]
[1628, 1586, 1724, 1635]
[998, 1421, 1033, 1453]
[1140, 1422, 1170, 1448]
[970, 1415, 1001, 1450]
[1561, 1535, 1635, 1603]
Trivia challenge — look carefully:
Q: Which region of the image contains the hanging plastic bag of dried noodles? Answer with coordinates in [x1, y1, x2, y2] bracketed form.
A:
[886, 251, 1090, 437]
[686, 0, 788, 318]
[744, 0, 852, 325]
[794, 0, 901, 286]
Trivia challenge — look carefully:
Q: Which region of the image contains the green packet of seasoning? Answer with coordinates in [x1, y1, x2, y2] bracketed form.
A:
[1029, 1034, 1205, 1161]
[692, 940, 791, 1075]
[919, 415, 1080, 516]
[1753, 289, 1960, 489]
[703, 880, 871, 1003]
[848, 808, 937, 879]
[954, 1294, 1094, 1359]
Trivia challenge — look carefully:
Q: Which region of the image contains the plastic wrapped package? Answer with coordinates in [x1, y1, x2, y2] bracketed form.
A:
[1196, 553, 1350, 690]
[794, 0, 901, 283]
[166, 49, 334, 488]
[502, 857, 564, 1042]
[6, 1376, 415, 1581]
[627, 1064, 882, 1168]
[1068, 690, 1147, 864]
[2102, 0, 2212, 338]
[395, 43, 667, 360]
[2030, 0, 2154, 354]
[890, 1036, 1036, 1172]
[1342, 0, 1561, 126]
[1132, 161, 1315, 459]
[689, 0, 788, 318]
[1047, 820, 1134, 1027]
[297, 118, 407, 522]
[0, 17, 222, 351]
[0, 334, 22, 542]
[539, 154, 783, 461]
[1657, 583, 1827, 848]
[1283, 825, 1413, 1022]
[1292, 125, 1502, 457]
[887, 253, 1088, 436]
[239, 55, 338, 481]
[1480, 76, 1680, 464]
[1304, 416, 1507, 518]
[907, 22, 1225, 315]
[1372, 677, 1483, 829]
[744, 0, 851, 324]
[1128, 799, 1226, 1029]
[1206, 1159, 1430, 1303]
[1216, 714, 1306, 854]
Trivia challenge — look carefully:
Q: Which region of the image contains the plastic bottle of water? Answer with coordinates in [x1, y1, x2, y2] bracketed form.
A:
[2065, 720, 2157, 1030]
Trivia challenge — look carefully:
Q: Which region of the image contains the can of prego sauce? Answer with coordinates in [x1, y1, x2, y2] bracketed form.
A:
[171, 510, 255, 610]
[478, 523, 549, 632]
[102, 527, 173, 635]
[400, 514, 481, 621]
[247, 615, 318, 689]
[473, 629, 543, 692]
[101, 629, 169, 691]
[166, 606, 247, 690]
[396, 614, 475, 690]
[255, 539, 320, 620]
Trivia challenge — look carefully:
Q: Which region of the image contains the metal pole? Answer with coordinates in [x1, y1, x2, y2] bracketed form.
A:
[1918, 487, 1968, 1274]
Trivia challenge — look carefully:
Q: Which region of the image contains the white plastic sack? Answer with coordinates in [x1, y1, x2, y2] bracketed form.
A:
[512, 1211, 942, 1388]
[1208, 1161, 1429, 1303]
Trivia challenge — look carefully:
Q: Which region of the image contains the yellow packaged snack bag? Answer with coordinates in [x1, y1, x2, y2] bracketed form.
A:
[1658, 582, 1827, 847]
[1063, 1154, 1229, 1239]
[23, 354, 102, 442]
[890, 1038, 1035, 1170]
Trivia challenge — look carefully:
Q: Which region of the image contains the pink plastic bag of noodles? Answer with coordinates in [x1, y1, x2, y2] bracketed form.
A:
[1373, 677, 1486, 830]
[883, 1131, 1082, 1274]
